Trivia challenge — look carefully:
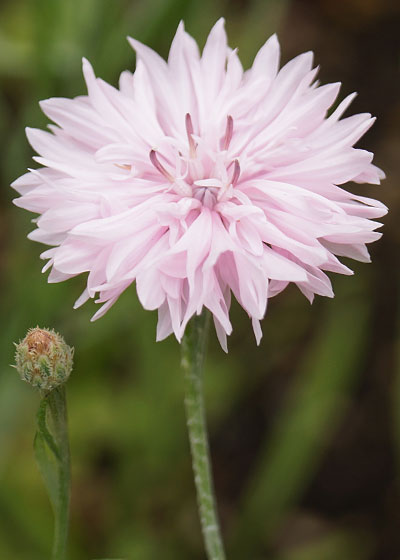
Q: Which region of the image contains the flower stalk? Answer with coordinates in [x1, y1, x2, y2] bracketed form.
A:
[34, 387, 71, 560]
[14, 327, 73, 560]
[181, 312, 226, 560]
[45, 386, 71, 560]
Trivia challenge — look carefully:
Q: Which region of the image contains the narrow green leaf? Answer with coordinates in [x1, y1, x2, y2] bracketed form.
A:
[33, 430, 59, 511]
[34, 398, 62, 513]
[36, 400, 61, 461]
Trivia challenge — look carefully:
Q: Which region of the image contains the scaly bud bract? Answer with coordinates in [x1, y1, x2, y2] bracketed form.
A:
[14, 327, 73, 392]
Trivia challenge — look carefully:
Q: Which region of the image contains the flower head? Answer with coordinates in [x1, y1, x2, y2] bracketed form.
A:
[12, 19, 386, 350]
[14, 327, 74, 391]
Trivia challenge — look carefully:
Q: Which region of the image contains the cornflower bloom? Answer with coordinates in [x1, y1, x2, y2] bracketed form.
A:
[12, 19, 386, 352]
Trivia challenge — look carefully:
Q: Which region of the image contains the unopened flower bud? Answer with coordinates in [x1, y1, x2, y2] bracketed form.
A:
[14, 327, 73, 392]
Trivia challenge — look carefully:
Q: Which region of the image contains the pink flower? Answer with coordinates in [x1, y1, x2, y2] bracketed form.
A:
[12, 19, 386, 351]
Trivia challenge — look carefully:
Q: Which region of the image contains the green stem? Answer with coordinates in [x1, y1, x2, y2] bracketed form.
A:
[181, 312, 226, 560]
[46, 386, 71, 560]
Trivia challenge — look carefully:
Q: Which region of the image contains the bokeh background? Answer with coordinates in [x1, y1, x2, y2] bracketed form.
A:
[0, 0, 399, 559]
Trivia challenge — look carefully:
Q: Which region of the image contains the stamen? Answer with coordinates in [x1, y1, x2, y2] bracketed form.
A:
[149, 150, 175, 182]
[115, 163, 132, 170]
[185, 113, 197, 158]
[231, 159, 240, 186]
[222, 115, 233, 150]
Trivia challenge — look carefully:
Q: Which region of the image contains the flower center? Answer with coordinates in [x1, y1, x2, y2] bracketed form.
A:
[149, 114, 240, 207]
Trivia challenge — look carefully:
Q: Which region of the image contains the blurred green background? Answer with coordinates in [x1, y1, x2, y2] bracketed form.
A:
[0, 0, 399, 559]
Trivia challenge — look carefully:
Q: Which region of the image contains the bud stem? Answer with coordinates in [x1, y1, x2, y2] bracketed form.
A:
[181, 312, 226, 560]
[35, 387, 71, 560]
[48, 387, 71, 560]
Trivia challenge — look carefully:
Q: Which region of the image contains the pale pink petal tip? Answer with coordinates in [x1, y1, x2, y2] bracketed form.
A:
[12, 19, 386, 351]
